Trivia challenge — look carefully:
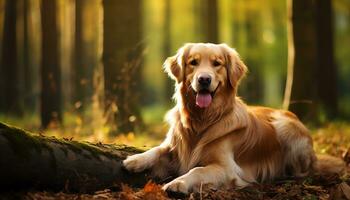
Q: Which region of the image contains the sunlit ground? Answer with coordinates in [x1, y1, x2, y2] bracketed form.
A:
[313, 122, 350, 158]
[0, 106, 169, 149]
[1, 108, 349, 156]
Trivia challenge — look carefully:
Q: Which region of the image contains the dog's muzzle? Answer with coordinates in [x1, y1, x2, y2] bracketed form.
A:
[198, 74, 212, 90]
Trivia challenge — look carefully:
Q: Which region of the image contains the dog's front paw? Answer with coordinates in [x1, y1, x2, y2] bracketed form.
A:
[162, 179, 190, 194]
[123, 154, 150, 172]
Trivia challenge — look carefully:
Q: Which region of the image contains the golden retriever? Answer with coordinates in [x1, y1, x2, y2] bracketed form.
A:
[123, 43, 344, 194]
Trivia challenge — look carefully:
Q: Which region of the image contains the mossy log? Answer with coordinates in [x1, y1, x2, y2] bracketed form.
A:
[0, 122, 151, 192]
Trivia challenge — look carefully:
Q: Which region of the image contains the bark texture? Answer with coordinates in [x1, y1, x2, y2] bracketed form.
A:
[0, 122, 150, 192]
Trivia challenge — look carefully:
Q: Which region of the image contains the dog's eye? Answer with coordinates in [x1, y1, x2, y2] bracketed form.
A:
[213, 60, 221, 67]
[190, 60, 198, 66]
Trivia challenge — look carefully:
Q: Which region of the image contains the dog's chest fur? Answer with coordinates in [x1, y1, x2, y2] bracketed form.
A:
[169, 107, 240, 175]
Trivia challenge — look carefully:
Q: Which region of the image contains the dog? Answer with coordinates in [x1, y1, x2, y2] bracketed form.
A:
[123, 43, 344, 194]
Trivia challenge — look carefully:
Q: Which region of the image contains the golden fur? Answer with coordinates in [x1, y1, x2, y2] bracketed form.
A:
[123, 43, 342, 194]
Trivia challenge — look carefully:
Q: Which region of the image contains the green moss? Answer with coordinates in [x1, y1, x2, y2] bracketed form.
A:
[62, 140, 104, 160]
[39, 134, 144, 161]
[111, 144, 144, 153]
[0, 122, 51, 157]
[0, 122, 57, 169]
[59, 141, 144, 160]
[0, 122, 144, 163]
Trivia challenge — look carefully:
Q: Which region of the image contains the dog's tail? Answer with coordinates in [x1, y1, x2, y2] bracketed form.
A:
[313, 154, 346, 175]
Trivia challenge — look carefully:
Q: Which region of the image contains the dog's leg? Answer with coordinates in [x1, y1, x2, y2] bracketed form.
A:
[162, 162, 248, 194]
[123, 145, 169, 172]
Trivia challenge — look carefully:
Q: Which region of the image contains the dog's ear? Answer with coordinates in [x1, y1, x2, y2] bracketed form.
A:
[220, 44, 248, 89]
[163, 44, 192, 83]
[163, 55, 182, 82]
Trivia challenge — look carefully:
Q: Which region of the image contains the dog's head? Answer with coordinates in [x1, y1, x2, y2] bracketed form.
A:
[164, 43, 247, 109]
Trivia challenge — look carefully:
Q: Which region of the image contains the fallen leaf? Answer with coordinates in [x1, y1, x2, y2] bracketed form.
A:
[143, 181, 160, 193]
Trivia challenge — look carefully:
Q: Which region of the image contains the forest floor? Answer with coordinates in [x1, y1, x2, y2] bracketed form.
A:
[1, 118, 350, 199]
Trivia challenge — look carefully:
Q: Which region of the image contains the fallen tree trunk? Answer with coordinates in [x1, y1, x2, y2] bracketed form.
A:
[0, 122, 152, 192]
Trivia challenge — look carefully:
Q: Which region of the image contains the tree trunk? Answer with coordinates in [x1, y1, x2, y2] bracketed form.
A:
[286, 0, 318, 121]
[200, 0, 219, 43]
[15, 0, 36, 113]
[22, 0, 35, 111]
[102, 0, 143, 134]
[284, 0, 337, 122]
[0, 122, 150, 192]
[315, 0, 337, 119]
[0, 0, 23, 115]
[40, 0, 62, 128]
[73, 0, 100, 113]
[21, 0, 41, 114]
[283, 0, 295, 111]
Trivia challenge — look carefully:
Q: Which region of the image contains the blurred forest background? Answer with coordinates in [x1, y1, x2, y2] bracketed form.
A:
[0, 0, 349, 148]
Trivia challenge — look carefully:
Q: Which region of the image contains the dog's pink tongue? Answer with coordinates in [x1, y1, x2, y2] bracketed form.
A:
[196, 93, 212, 108]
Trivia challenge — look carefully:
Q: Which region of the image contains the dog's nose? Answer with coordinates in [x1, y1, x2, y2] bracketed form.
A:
[198, 74, 211, 88]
